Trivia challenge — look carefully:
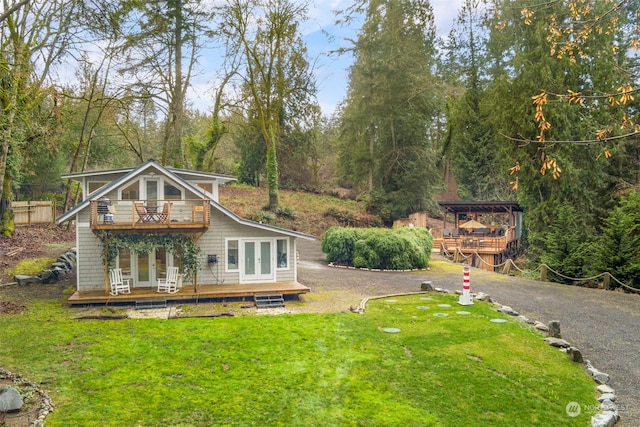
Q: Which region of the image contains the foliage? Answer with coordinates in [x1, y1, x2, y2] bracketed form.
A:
[439, 0, 514, 201]
[0, 0, 81, 236]
[321, 226, 432, 270]
[321, 226, 361, 264]
[537, 204, 597, 284]
[522, 0, 639, 161]
[336, 0, 443, 222]
[7, 257, 57, 277]
[221, 0, 318, 210]
[98, 232, 201, 281]
[593, 190, 640, 289]
[0, 294, 596, 426]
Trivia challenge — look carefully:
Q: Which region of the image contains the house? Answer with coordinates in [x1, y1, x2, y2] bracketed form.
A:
[56, 160, 313, 305]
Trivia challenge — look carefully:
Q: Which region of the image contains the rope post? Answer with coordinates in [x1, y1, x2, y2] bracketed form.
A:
[603, 273, 610, 290]
[502, 259, 512, 275]
[540, 264, 547, 282]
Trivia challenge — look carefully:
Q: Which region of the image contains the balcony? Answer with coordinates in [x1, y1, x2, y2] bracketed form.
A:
[90, 199, 209, 232]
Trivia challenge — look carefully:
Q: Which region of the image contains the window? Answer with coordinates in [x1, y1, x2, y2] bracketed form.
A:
[121, 181, 139, 200]
[277, 239, 288, 269]
[118, 248, 132, 277]
[195, 182, 213, 194]
[88, 181, 107, 195]
[227, 240, 239, 271]
[164, 182, 182, 200]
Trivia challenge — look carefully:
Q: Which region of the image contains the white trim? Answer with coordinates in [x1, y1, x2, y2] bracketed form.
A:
[276, 238, 289, 270]
[239, 238, 276, 284]
[225, 238, 240, 272]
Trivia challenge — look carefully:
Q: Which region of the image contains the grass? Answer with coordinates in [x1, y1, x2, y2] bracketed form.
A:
[0, 293, 596, 426]
[6, 257, 56, 276]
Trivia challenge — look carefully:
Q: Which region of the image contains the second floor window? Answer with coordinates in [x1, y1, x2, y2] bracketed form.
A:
[121, 181, 139, 200]
[164, 183, 182, 200]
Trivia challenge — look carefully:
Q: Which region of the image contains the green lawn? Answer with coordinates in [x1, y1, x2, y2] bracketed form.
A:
[0, 293, 596, 426]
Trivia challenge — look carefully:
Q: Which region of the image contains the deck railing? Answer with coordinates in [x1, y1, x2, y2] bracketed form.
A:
[90, 199, 209, 230]
[436, 226, 517, 253]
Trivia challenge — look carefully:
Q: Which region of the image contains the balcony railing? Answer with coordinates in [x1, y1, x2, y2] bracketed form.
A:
[90, 199, 210, 231]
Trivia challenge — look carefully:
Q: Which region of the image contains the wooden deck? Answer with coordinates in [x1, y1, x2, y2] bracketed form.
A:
[435, 236, 520, 272]
[68, 282, 310, 306]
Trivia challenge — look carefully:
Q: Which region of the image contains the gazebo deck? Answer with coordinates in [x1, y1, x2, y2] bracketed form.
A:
[68, 282, 310, 306]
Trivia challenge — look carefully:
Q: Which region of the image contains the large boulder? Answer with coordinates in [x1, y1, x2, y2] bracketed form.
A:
[0, 385, 24, 412]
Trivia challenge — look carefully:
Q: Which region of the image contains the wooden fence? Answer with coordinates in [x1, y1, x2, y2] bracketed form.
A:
[12, 201, 56, 225]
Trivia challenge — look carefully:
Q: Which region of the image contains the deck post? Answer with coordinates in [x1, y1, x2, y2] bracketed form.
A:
[104, 245, 110, 295]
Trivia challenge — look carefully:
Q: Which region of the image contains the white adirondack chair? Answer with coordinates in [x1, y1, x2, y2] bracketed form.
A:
[109, 268, 131, 296]
[157, 266, 180, 293]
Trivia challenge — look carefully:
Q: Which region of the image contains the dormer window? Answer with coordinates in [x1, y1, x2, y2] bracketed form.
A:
[121, 181, 140, 200]
[164, 182, 182, 200]
[88, 181, 108, 195]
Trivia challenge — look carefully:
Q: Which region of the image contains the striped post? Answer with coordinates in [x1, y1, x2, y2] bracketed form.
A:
[458, 264, 473, 305]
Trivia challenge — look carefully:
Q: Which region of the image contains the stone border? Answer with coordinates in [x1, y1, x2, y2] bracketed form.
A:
[12, 248, 76, 286]
[0, 368, 54, 426]
[354, 284, 619, 427]
[328, 262, 428, 273]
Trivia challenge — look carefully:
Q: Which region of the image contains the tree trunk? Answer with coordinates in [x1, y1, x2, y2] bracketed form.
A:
[266, 133, 279, 210]
[172, 0, 184, 168]
[0, 84, 18, 237]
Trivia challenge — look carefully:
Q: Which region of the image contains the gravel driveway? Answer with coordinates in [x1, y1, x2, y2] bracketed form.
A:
[296, 239, 640, 426]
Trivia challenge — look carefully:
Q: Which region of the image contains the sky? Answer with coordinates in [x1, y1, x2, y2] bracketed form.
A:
[189, 0, 464, 116]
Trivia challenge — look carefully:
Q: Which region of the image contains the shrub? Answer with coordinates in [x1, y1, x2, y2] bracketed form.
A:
[321, 226, 433, 270]
[321, 226, 361, 264]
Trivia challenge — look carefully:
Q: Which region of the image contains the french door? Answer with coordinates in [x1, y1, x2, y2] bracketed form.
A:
[119, 247, 169, 288]
[241, 240, 274, 283]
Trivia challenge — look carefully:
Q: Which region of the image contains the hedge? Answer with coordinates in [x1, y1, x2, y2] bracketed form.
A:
[321, 226, 433, 270]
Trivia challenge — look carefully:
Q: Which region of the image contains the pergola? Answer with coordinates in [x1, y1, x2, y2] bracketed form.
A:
[437, 201, 522, 230]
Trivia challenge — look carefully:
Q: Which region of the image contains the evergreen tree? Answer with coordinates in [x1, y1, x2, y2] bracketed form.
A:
[594, 191, 640, 290]
[338, 0, 442, 222]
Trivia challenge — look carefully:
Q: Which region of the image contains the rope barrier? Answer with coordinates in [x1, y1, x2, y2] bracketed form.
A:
[438, 245, 640, 294]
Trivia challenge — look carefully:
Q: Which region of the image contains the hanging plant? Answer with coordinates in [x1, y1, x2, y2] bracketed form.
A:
[98, 232, 202, 281]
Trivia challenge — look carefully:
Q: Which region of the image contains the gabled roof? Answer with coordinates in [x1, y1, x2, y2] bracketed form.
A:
[61, 162, 237, 184]
[56, 160, 314, 240]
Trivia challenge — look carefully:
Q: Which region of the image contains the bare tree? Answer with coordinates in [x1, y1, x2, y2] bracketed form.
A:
[0, 0, 80, 236]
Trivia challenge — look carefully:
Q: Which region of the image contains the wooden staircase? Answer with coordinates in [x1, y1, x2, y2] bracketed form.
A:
[254, 294, 285, 309]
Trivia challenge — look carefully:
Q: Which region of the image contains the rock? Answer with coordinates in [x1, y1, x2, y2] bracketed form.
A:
[588, 367, 611, 385]
[567, 346, 584, 363]
[548, 320, 561, 338]
[591, 412, 619, 427]
[497, 305, 519, 316]
[518, 315, 533, 324]
[544, 337, 571, 348]
[597, 384, 615, 394]
[597, 393, 616, 402]
[475, 292, 491, 302]
[14, 275, 42, 285]
[0, 385, 24, 412]
[53, 266, 68, 280]
[534, 321, 549, 332]
[64, 251, 77, 263]
[600, 399, 617, 412]
[586, 362, 610, 384]
[51, 262, 69, 271]
[40, 270, 55, 283]
[58, 254, 75, 268]
[420, 281, 434, 291]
